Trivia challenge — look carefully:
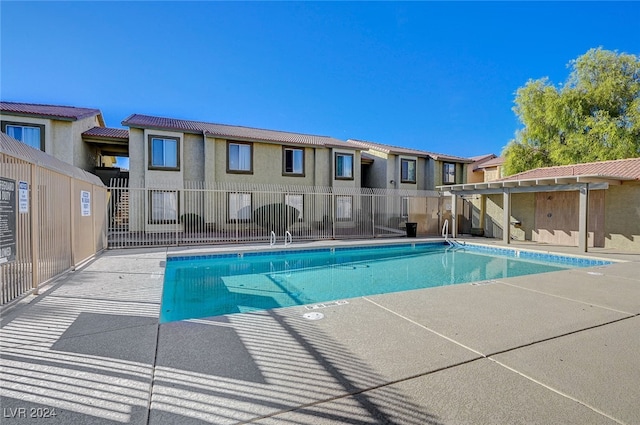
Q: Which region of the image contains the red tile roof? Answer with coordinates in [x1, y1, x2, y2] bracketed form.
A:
[82, 127, 129, 140]
[0, 101, 101, 121]
[348, 139, 472, 163]
[122, 114, 349, 147]
[502, 157, 640, 181]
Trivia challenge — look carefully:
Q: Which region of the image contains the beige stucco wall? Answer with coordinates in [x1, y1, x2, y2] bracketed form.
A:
[416, 157, 428, 190]
[183, 133, 204, 181]
[482, 194, 503, 239]
[431, 160, 465, 188]
[212, 139, 317, 186]
[603, 183, 640, 252]
[129, 132, 365, 230]
[143, 129, 184, 232]
[467, 170, 484, 184]
[361, 151, 427, 191]
[473, 193, 530, 240]
[363, 150, 388, 189]
[143, 129, 184, 187]
[510, 192, 535, 241]
[484, 167, 501, 182]
[473, 185, 640, 252]
[71, 115, 101, 170]
[128, 128, 185, 232]
[0, 113, 101, 171]
[128, 128, 145, 184]
[52, 121, 73, 164]
[0, 114, 54, 153]
[387, 154, 398, 188]
[331, 148, 361, 189]
[127, 128, 144, 231]
[314, 148, 332, 187]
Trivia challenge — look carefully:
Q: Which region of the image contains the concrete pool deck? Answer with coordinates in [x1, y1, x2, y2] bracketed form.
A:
[1, 238, 639, 424]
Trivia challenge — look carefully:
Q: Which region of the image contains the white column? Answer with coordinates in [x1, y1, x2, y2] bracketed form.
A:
[578, 184, 589, 252]
[503, 189, 511, 244]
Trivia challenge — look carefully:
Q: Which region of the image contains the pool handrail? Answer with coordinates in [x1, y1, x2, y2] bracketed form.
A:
[285, 230, 292, 246]
[270, 231, 276, 247]
[442, 219, 464, 250]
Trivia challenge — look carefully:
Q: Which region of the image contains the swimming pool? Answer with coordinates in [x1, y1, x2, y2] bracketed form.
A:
[161, 243, 612, 323]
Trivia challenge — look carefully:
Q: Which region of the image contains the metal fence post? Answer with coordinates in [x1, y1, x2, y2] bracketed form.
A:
[371, 194, 375, 238]
[331, 192, 336, 239]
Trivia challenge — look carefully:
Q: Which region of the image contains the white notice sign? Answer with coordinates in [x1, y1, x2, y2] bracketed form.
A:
[81, 190, 91, 216]
[19, 181, 29, 214]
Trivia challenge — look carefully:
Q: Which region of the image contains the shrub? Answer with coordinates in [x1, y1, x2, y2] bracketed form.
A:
[252, 203, 300, 234]
[180, 213, 204, 232]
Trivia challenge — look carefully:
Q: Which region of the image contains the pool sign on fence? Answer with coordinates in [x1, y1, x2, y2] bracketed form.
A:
[0, 177, 17, 264]
[18, 181, 29, 214]
[81, 190, 91, 216]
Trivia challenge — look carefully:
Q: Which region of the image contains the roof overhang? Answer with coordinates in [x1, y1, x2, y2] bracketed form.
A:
[437, 174, 636, 195]
[202, 130, 334, 148]
[82, 136, 129, 156]
[0, 110, 104, 125]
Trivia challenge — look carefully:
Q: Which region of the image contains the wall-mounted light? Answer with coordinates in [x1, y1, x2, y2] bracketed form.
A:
[389, 180, 395, 184]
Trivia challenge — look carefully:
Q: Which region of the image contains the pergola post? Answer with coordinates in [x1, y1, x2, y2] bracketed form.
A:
[578, 183, 589, 252]
[503, 189, 511, 244]
[451, 193, 457, 238]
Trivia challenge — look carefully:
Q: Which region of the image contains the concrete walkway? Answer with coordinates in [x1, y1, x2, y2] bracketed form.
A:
[1, 238, 639, 424]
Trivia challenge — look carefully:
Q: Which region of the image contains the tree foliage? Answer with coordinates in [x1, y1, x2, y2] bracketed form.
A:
[503, 48, 640, 175]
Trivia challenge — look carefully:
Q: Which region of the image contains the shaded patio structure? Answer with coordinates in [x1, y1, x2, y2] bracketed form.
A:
[440, 157, 640, 253]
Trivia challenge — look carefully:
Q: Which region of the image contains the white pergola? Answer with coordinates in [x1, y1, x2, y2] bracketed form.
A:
[438, 174, 635, 252]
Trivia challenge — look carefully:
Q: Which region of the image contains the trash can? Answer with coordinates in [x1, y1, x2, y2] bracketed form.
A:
[406, 222, 417, 238]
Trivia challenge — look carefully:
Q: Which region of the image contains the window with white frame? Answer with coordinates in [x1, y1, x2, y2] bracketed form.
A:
[149, 136, 179, 169]
[443, 162, 456, 184]
[285, 194, 303, 219]
[335, 153, 354, 180]
[2, 122, 44, 150]
[228, 141, 252, 173]
[336, 195, 353, 220]
[229, 193, 252, 221]
[401, 159, 416, 183]
[150, 191, 178, 223]
[283, 147, 304, 176]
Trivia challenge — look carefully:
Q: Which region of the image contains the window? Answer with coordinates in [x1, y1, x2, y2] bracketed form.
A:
[228, 142, 253, 173]
[443, 162, 456, 184]
[401, 197, 409, 218]
[285, 194, 303, 220]
[336, 195, 353, 221]
[401, 159, 416, 183]
[283, 147, 305, 176]
[148, 136, 179, 170]
[335, 153, 354, 180]
[2, 121, 44, 150]
[150, 191, 178, 223]
[229, 193, 252, 221]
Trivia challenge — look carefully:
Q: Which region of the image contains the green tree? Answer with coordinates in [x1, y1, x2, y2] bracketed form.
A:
[503, 48, 640, 175]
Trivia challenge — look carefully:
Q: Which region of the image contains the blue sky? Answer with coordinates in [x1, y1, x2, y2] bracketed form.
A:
[2, 1, 639, 166]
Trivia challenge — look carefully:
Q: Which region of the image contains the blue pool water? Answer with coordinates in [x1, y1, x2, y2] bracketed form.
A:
[161, 243, 611, 323]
